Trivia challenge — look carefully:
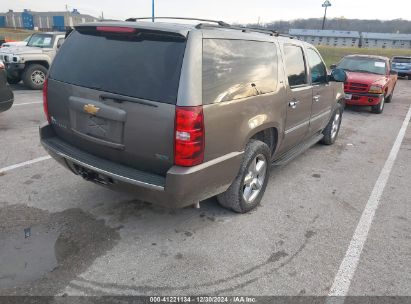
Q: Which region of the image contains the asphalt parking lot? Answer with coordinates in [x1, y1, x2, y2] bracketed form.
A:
[0, 80, 410, 298]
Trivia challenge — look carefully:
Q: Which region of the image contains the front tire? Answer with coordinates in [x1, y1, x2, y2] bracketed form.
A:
[321, 103, 343, 145]
[22, 64, 48, 90]
[386, 89, 394, 103]
[217, 140, 271, 213]
[371, 96, 385, 114]
[7, 76, 21, 85]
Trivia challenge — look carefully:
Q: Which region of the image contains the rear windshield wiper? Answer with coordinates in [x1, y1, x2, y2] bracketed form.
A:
[100, 93, 158, 107]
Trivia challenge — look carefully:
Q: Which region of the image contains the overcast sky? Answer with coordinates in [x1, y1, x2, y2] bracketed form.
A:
[1, 0, 410, 24]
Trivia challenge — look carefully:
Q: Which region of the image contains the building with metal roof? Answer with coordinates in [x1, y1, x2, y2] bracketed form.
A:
[0, 9, 98, 31]
[289, 29, 360, 47]
[362, 32, 411, 49]
[289, 29, 411, 49]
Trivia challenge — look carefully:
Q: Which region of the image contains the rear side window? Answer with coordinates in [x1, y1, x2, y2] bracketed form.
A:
[49, 29, 186, 104]
[203, 39, 278, 104]
[283, 45, 308, 87]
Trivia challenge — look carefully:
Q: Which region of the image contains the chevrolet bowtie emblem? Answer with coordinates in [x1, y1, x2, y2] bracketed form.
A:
[83, 104, 100, 115]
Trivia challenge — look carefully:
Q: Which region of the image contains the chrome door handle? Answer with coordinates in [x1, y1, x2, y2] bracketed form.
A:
[289, 100, 300, 109]
[313, 95, 321, 102]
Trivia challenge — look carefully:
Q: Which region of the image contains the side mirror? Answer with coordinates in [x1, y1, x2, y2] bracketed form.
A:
[56, 39, 64, 50]
[330, 64, 337, 70]
[65, 27, 74, 39]
[330, 68, 347, 82]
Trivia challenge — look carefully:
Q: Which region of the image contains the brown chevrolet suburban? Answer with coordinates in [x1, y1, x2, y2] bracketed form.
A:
[40, 18, 347, 213]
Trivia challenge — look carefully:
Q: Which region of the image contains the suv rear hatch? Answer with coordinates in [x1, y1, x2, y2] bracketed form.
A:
[47, 25, 187, 175]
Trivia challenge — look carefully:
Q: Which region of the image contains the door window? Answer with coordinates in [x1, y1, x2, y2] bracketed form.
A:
[307, 48, 328, 84]
[283, 45, 307, 87]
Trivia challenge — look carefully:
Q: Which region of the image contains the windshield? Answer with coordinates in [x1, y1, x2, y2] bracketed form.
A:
[338, 57, 387, 75]
[27, 34, 54, 48]
[392, 57, 411, 64]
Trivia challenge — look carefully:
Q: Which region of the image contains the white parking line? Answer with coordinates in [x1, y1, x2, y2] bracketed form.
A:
[328, 105, 411, 298]
[0, 156, 51, 174]
[13, 101, 42, 106]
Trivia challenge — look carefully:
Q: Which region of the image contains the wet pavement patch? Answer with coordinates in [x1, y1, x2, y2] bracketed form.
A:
[0, 205, 120, 295]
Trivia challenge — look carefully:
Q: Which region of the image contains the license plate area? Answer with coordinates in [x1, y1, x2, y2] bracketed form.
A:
[73, 112, 124, 144]
[345, 93, 352, 100]
[68, 97, 127, 148]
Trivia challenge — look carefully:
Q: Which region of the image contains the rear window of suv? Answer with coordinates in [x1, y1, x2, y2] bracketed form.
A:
[49, 28, 186, 104]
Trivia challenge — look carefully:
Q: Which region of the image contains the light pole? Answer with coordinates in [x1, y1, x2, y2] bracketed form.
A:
[322, 0, 331, 30]
[152, 0, 155, 22]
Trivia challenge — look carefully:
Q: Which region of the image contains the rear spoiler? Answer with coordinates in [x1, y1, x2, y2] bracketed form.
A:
[72, 25, 187, 41]
[75, 22, 189, 38]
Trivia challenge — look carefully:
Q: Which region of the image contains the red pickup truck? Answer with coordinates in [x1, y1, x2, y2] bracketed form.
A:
[333, 55, 397, 114]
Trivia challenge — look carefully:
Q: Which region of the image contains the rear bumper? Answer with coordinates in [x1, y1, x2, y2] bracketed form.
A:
[40, 124, 243, 208]
[0, 97, 13, 112]
[345, 92, 384, 106]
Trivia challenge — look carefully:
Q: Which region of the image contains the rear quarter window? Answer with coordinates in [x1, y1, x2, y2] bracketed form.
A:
[202, 39, 278, 104]
[49, 29, 186, 104]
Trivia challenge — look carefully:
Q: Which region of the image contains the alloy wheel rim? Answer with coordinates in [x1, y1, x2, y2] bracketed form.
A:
[31, 70, 45, 85]
[331, 112, 341, 139]
[243, 154, 267, 204]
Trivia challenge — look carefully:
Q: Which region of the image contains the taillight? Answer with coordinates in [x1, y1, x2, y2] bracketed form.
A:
[174, 106, 205, 167]
[43, 78, 51, 123]
[96, 26, 136, 33]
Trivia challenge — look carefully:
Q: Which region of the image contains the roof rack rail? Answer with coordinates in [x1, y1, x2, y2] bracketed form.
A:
[239, 26, 295, 39]
[196, 23, 273, 34]
[235, 26, 278, 36]
[275, 32, 295, 38]
[197, 23, 294, 38]
[125, 17, 230, 27]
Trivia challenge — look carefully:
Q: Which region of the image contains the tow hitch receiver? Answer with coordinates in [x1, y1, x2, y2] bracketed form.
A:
[75, 165, 113, 186]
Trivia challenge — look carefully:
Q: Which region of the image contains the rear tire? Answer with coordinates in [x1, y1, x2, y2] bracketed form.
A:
[320, 103, 343, 145]
[408, 75, 411, 80]
[217, 140, 271, 213]
[22, 64, 47, 90]
[371, 96, 385, 114]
